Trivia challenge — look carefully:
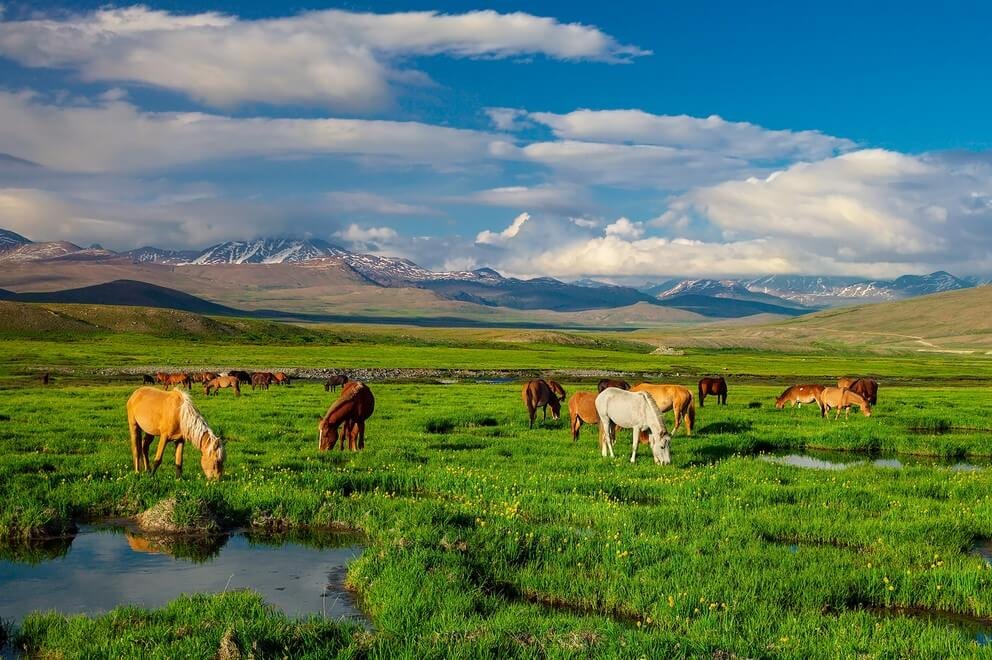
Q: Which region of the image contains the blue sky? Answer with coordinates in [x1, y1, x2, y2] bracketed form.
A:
[1, 1, 991, 279]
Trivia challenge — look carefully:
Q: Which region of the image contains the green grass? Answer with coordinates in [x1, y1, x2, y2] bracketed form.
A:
[5, 336, 992, 656]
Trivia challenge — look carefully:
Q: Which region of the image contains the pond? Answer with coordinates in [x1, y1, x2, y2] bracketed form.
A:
[760, 450, 992, 472]
[0, 524, 366, 625]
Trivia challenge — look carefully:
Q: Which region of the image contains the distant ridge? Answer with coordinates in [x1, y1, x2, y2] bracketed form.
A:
[0, 280, 240, 315]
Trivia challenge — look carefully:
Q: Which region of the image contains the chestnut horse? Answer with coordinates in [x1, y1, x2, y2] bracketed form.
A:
[318, 381, 375, 451]
[324, 374, 349, 392]
[126, 387, 225, 480]
[191, 371, 217, 384]
[698, 377, 727, 406]
[567, 392, 600, 441]
[775, 384, 826, 415]
[820, 387, 872, 419]
[251, 372, 273, 390]
[204, 375, 240, 396]
[522, 379, 562, 428]
[839, 378, 878, 405]
[273, 372, 291, 386]
[158, 373, 191, 390]
[631, 383, 695, 437]
[597, 379, 630, 392]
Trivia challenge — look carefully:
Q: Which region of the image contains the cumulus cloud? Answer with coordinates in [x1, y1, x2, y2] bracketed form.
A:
[475, 212, 531, 245]
[604, 217, 644, 239]
[0, 92, 502, 172]
[334, 223, 400, 244]
[485, 107, 532, 132]
[0, 7, 647, 110]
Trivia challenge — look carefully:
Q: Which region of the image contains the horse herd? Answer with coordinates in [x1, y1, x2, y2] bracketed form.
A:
[123, 371, 879, 481]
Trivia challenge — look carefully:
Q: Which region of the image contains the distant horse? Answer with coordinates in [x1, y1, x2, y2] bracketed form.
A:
[229, 370, 251, 385]
[204, 376, 240, 397]
[251, 372, 273, 390]
[698, 377, 727, 406]
[631, 383, 695, 436]
[597, 379, 630, 392]
[126, 387, 225, 480]
[548, 380, 566, 401]
[319, 381, 375, 451]
[40, 372, 50, 385]
[844, 378, 878, 406]
[324, 374, 349, 392]
[521, 379, 562, 428]
[273, 372, 291, 386]
[154, 372, 169, 386]
[161, 373, 191, 390]
[775, 384, 826, 415]
[595, 387, 672, 464]
[142, 374, 155, 384]
[567, 392, 600, 442]
[820, 387, 872, 419]
[191, 372, 217, 384]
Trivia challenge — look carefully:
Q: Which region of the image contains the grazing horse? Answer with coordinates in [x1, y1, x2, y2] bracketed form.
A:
[631, 383, 695, 437]
[318, 381, 375, 451]
[567, 392, 600, 442]
[142, 374, 155, 384]
[595, 388, 672, 464]
[597, 379, 630, 392]
[126, 387, 225, 480]
[820, 387, 872, 419]
[548, 380, 566, 401]
[775, 384, 826, 415]
[251, 372, 273, 390]
[191, 372, 217, 384]
[204, 376, 241, 396]
[40, 372, 50, 385]
[273, 372, 291, 386]
[698, 377, 727, 406]
[521, 379, 562, 428]
[160, 373, 191, 390]
[324, 374, 349, 392]
[845, 378, 878, 406]
[229, 370, 251, 385]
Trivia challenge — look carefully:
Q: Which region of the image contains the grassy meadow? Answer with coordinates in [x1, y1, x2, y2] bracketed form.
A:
[3, 320, 992, 657]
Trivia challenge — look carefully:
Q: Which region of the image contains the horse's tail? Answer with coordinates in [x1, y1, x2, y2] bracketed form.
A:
[686, 394, 696, 430]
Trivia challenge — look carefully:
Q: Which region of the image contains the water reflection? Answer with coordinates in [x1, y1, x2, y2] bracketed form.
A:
[0, 525, 365, 624]
[761, 450, 991, 472]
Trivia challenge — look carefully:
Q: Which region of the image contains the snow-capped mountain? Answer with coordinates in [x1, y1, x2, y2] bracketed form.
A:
[0, 241, 84, 264]
[0, 228, 30, 252]
[124, 246, 202, 265]
[190, 238, 349, 264]
[743, 272, 971, 306]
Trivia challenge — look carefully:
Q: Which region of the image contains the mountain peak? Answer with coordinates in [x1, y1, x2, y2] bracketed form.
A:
[0, 228, 32, 251]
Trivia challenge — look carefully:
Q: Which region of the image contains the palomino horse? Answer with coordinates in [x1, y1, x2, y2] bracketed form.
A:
[775, 384, 826, 415]
[521, 379, 562, 428]
[324, 374, 349, 392]
[595, 387, 672, 464]
[319, 381, 375, 451]
[839, 378, 878, 405]
[204, 375, 240, 396]
[273, 372, 291, 386]
[597, 379, 630, 392]
[567, 392, 599, 442]
[251, 372, 273, 390]
[698, 377, 727, 406]
[820, 387, 872, 419]
[126, 387, 225, 480]
[631, 383, 695, 436]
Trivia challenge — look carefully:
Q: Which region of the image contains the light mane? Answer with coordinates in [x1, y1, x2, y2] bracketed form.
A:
[638, 391, 668, 435]
[177, 391, 224, 457]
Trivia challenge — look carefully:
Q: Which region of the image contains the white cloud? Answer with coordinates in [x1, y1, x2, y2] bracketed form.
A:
[475, 212, 531, 245]
[325, 191, 432, 215]
[0, 92, 502, 172]
[467, 184, 588, 213]
[335, 223, 399, 244]
[485, 107, 532, 132]
[604, 217, 644, 239]
[0, 7, 647, 110]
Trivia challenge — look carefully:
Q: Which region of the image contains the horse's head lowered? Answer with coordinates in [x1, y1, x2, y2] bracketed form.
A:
[200, 434, 225, 480]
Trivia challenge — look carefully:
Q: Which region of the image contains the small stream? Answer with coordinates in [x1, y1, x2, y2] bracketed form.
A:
[760, 450, 992, 472]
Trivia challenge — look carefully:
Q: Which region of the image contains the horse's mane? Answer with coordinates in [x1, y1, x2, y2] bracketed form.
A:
[177, 391, 225, 457]
[323, 382, 365, 420]
[638, 390, 667, 430]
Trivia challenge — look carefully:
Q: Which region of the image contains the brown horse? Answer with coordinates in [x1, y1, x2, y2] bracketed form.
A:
[204, 375, 240, 396]
[324, 374, 349, 392]
[597, 378, 630, 392]
[126, 387, 225, 480]
[820, 387, 872, 419]
[567, 392, 600, 441]
[548, 380, 566, 401]
[229, 370, 251, 385]
[159, 373, 191, 390]
[631, 383, 695, 437]
[522, 379, 562, 428]
[251, 372, 273, 390]
[698, 377, 727, 406]
[191, 371, 217, 384]
[775, 384, 826, 415]
[840, 378, 878, 405]
[273, 372, 291, 386]
[318, 381, 375, 451]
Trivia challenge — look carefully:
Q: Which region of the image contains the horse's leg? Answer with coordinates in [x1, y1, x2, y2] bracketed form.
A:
[571, 415, 581, 442]
[141, 433, 154, 472]
[528, 404, 535, 429]
[128, 415, 142, 473]
[630, 425, 639, 463]
[174, 441, 184, 477]
[151, 438, 169, 474]
[607, 421, 616, 458]
[357, 420, 366, 450]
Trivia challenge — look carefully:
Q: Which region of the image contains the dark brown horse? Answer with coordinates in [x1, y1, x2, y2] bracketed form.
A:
[521, 379, 562, 428]
[548, 380, 566, 401]
[229, 370, 251, 385]
[597, 378, 630, 392]
[324, 374, 349, 392]
[840, 378, 878, 406]
[698, 377, 727, 406]
[273, 372, 291, 386]
[40, 372, 50, 385]
[318, 381, 375, 451]
[251, 372, 273, 390]
[142, 374, 155, 384]
[191, 371, 217, 384]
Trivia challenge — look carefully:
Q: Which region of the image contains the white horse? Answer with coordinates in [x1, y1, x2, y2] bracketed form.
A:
[595, 387, 672, 465]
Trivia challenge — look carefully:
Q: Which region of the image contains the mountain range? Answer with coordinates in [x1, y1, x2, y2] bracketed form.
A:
[0, 228, 983, 320]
